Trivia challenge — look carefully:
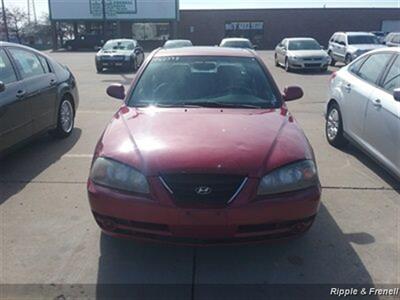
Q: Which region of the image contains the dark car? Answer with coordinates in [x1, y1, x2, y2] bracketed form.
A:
[87, 47, 321, 245]
[95, 39, 145, 73]
[0, 42, 79, 155]
[163, 39, 193, 49]
[64, 34, 105, 51]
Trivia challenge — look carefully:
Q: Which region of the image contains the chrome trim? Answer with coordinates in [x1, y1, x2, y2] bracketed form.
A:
[159, 176, 174, 194]
[227, 177, 248, 204]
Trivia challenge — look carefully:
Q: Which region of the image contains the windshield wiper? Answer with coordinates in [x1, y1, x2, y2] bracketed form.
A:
[184, 101, 262, 109]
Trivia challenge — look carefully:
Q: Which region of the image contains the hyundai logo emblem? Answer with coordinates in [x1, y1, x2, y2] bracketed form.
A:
[195, 186, 212, 195]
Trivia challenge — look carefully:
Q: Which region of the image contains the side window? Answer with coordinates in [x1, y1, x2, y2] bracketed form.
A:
[37, 55, 51, 73]
[355, 53, 393, 84]
[349, 56, 368, 74]
[393, 35, 400, 44]
[0, 49, 17, 84]
[382, 56, 400, 93]
[8, 48, 45, 79]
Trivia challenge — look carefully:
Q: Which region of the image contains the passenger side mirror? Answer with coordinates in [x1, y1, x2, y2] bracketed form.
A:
[107, 84, 125, 100]
[393, 88, 400, 102]
[0, 81, 5, 93]
[283, 85, 303, 101]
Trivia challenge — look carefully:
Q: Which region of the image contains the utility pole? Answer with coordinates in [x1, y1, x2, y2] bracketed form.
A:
[1, 0, 9, 42]
[32, 0, 37, 24]
[27, 0, 31, 24]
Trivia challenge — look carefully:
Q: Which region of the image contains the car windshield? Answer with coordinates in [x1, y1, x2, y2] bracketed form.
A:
[128, 56, 280, 109]
[348, 35, 379, 45]
[103, 41, 134, 50]
[221, 41, 252, 48]
[165, 41, 192, 48]
[288, 40, 321, 50]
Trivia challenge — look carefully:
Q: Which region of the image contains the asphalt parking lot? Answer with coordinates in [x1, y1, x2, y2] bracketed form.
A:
[1, 50, 399, 299]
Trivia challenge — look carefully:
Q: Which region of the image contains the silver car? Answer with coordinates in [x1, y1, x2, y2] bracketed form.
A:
[325, 48, 400, 179]
[219, 38, 256, 49]
[274, 38, 331, 72]
[328, 32, 385, 65]
[385, 32, 400, 47]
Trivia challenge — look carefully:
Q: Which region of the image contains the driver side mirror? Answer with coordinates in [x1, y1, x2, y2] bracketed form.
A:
[283, 85, 303, 101]
[106, 84, 125, 100]
[0, 81, 5, 93]
[393, 88, 400, 102]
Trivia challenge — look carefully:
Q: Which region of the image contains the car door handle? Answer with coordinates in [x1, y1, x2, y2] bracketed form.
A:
[16, 90, 26, 99]
[344, 83, 351, 92]
[49, 79, 57, 86]
[372, 99, 382, 108]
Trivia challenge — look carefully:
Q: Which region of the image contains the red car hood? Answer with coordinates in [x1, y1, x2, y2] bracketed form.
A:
[96, 106, 314, 177]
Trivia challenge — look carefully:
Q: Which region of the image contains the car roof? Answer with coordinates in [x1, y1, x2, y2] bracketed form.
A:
[221, 38, 251, 42]
[154, 46, 255, 58]
[166, 39, 191, 43]
[286, 37, 317, 41]
[365, 47, 400, 55]
[343, 32, 374, 36]
[105, 39, 136, 43]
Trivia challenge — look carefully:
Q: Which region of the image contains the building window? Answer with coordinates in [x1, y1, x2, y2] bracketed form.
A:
[132, 23, 169, 41]
[225, 21, 264, 46]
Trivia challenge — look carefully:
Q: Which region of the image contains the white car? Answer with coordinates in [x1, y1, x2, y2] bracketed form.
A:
[325, 48, 400, 179]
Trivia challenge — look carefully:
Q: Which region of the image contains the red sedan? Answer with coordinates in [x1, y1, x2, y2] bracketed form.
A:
[87, 47, 321, 245]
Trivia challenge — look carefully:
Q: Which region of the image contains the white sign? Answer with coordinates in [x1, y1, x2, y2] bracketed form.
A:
[50, 0, 177, 20]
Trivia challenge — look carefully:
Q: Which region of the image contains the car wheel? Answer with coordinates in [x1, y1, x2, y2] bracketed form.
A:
[285, 58, 291, 72]
[131, 58, 138, 72]
[328, 51, 336, 66]
[96, 65, 103, 73]
[321, 66, 328, 72]
[274, 54, 279, 67]
[52, 97, 75, 138]
[326, 102, 348, 148]
[345, 54, 352, 65]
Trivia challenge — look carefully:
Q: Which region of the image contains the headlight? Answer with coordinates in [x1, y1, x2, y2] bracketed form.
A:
[90, 157, 149, 194]
[257, 160, 319, 196]
[290, 56, 299, 60]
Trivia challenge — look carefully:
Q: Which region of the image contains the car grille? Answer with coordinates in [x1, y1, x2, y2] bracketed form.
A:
[304, 63, 322, 68]
[303, 57, 323, 61]
[160, 174, 247, 207]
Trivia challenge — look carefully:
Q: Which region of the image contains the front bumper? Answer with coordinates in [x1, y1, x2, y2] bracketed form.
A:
[288, 59, 330, 69]
[87, 178, 321, 245]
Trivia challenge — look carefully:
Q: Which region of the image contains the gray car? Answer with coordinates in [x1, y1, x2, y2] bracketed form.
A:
[95, 39, 145, 73]
[328, 32, 385, 65]
[325, 48, 400, 179]
[274, 37, 331, 72]
[163, 39, 193, 49]
[385, 32, 400, 47]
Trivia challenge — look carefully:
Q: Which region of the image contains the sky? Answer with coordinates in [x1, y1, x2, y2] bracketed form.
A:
[2, 0, 399, 20]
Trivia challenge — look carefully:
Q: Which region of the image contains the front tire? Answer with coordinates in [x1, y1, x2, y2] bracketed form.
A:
[328, 51, 336, 66]
[274, 54, 279, 67]
[345, 54, 352, 65]
[326, 102, 348, 148]
[52, 97, 75, 138]
[285, 58, 291, 72]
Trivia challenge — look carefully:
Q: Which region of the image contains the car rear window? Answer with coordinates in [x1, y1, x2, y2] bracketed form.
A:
[128, 56, 280, 109]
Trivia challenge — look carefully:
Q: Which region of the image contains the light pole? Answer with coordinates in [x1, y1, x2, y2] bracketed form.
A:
[1, 0, 9, 42]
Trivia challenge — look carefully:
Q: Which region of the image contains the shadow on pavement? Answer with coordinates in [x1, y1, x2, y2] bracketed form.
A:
[341, 144, 400, 192]
[0, 128, 82, 205]
[95, 204, 377, 300]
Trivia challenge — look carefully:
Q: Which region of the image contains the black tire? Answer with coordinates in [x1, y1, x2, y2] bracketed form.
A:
[326, 102, 348, 148]
[96, 65, 103, 73]
[345, 54, 352, 65]
[321, 66, 328, 72]
[274, 54, 279, 67]
[131, 58, 138, 72]
[328, 51, 336, 66]
[285, 58, 291, 72]
[51, 97, 75, 139]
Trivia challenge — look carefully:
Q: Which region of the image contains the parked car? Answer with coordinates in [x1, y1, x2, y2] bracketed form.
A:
[371, 31, 388, 44]
[328, 32, 385, 65]
[274, 37, 330, 72]
[384, 32, 400, 47]
[87, 47, 321, 245]
[163, 39, 193, 49]
[325, 48, 400, 179]
[95, 39, 145, 73]
[0, 42, 79, 155]
[64, 34, 105, 51]
[219, 38, 256, 49]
